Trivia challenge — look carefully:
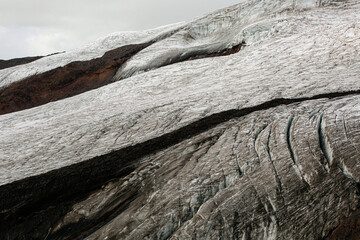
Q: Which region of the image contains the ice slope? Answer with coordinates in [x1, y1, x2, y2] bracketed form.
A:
[0, 0, 351, 90]
[0, 0, 359, 185]
[1, 0, 360, 239]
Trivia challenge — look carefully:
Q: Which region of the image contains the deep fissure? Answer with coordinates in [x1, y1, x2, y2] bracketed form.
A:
[286, 115, 296, 165]
[317, 113, 332, 170]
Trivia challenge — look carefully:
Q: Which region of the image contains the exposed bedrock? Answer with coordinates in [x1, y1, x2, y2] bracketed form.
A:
[0, 56, 44, 70]
[328, 210, 360, 240]
[0, 41, 244, 116]
[0, 43, 153, 115]
[0, 42, 247, 117]
[0, 52, 63, 71]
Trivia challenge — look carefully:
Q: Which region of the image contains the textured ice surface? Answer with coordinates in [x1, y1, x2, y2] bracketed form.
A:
[0, 0, 331, 89]
[114, 0, 318, 79]
[0, 22, 185, 90]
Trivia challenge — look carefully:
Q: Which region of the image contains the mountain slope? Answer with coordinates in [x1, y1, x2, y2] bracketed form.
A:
[0, 0, 360, 239]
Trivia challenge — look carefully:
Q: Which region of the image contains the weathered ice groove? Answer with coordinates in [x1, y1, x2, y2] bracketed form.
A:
[174, 41, 245, 63]
[1, 89, 360, 238]
[286, 115, 296, 165]
[0, 42, 154, 115]
[343, 116, 349, 139]
[119, 41, 246, 80]
[266, 126, 285, 203]
[317, 113, 333, 170]
[232, 128, 243, 177]
[286, 115, 311, 187]
[309, 109, 321, 120]
[254, 124, 269, 143]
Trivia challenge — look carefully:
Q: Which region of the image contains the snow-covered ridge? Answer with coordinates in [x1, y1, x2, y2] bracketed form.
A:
[0, 0, 351, 90]
[114, 0, 324, 79]
[0, 22, 185, 90]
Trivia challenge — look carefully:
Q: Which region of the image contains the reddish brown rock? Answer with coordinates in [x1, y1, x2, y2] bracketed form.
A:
[328, 210, 360, 240]
[0, 41, 246, 116]
[0, 43, 153, 115]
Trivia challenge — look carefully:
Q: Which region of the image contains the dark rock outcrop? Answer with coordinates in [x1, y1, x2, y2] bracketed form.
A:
[0, 43, 152, 115]
[0, 52, 64, 71]
[0, 41, 244, 116]
[328, 210, 360, 240]
[0, 56, 44, 70]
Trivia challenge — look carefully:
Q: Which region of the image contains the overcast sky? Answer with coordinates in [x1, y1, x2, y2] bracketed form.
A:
[0, 0, 241, 60]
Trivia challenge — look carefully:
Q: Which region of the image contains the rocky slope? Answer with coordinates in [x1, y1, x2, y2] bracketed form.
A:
[0, 56, 44, 70]
[0, 0, 360, 239]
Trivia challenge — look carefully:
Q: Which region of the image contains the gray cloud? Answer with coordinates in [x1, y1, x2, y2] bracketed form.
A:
[0, 0, 241, 59]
